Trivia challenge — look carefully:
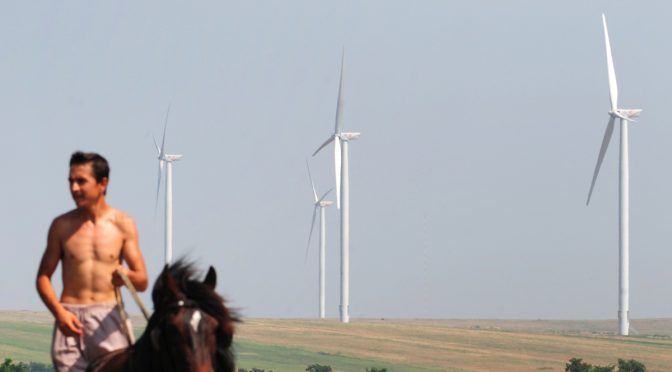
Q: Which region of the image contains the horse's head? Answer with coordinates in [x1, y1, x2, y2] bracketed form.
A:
[150, 261, 236, 372]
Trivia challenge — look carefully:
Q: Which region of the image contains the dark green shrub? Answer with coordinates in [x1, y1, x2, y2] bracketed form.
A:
[1, 359, 53, 372]
[566, 358, 593, 372]
[306, 364, 332, 372]
[617, 359, 646, 372]
[1, 358, 28, 372]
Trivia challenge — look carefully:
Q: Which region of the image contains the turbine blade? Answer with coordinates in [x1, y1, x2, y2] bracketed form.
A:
[335, 137, 341, 209]
[306, 159, 318, 202]
[160, 105, 171, 157]
[155, 160, 164, 212]
[587, 116, 616, 205]
[602, 14, 618, 112]
[153, 136, 161, 155]
[318, 188, 333, 203]
[305, 206, 318, 263]
[313, 135, 335, 157]
[334, 49, 345, 134]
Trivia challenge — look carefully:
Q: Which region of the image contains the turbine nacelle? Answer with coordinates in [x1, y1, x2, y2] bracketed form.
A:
[609, 109, 642, 121]
[339, 132, 360, 141]
[163, 154, 183, 162]
[318, 200, 334, 207]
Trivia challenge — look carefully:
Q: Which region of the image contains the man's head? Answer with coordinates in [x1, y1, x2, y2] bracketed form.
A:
[69, 152, 110, 208]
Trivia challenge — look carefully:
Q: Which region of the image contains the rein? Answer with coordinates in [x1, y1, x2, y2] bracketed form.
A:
[116, 270, 151, 320]
[115, 270, 151, 344]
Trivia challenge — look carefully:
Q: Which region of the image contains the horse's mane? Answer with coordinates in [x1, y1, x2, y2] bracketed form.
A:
[152, 259, 237, 329]
[150, 259, 238, 371]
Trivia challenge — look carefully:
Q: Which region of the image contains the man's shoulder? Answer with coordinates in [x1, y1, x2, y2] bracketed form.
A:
[51, 209, 80, 227]
[108, 208, 137, 232]
[48, 210, 82, 240]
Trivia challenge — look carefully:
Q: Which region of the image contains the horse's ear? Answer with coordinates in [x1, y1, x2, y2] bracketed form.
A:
[166, 271, 179, 290]
[204, 266, 217, 290]
[163, 267, 182, 300]
[159, 265, 172, 287]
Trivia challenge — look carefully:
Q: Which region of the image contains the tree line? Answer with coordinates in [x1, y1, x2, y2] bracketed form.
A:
[566, 357, 646, 372]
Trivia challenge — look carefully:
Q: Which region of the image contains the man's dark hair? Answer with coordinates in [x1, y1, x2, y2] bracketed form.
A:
[69, 151, 110, 183]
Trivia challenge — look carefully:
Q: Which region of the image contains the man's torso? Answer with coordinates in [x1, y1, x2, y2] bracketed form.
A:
[58, 209, 126, 304]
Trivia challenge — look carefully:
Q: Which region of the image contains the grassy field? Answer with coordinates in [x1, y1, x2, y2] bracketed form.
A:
[2, 311, 672, 371]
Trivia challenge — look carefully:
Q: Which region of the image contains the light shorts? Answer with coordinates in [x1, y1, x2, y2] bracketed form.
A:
[51, 302, 132, 372]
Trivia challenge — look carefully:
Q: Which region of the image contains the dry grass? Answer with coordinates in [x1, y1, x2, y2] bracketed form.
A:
[236, 318, 672, 371]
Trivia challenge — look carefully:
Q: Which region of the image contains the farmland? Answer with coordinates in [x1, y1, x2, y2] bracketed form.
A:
[2, 311, 671, 371]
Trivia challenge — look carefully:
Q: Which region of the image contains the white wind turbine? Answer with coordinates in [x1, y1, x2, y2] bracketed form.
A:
[154, 106, 183, 265]
[313, 50, 360, 323]
[586, 14, 641, 336]
[305, 161, 333, 319]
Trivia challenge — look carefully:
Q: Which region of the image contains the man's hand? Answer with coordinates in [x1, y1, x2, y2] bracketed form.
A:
[112, 265, 128, 288]
[56, 309, 83, 337]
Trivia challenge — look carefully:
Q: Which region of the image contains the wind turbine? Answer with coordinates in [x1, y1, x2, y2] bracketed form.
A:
[313, 50, 360, 323]
[586, 14, 641, 336]
[305, 160, 333, 319]
[154, 106, 183, 265]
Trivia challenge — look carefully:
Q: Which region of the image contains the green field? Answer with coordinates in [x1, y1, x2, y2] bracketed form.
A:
[2, 311, 672, 371]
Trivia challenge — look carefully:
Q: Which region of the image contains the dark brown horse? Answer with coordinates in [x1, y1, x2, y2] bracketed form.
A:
[87, 260, 237, 372]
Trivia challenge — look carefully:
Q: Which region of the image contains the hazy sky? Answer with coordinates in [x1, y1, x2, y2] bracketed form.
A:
[2, 1, 672, 321]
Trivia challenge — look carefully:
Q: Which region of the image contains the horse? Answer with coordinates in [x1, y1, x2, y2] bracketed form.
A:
[87, 260, 237, 372]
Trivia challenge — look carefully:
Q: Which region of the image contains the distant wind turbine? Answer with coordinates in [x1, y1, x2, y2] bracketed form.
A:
[313, 50, 360, 323]
[154, 105, 183, 265]
[305, 160, 333, 319]
[586, 14, 642, 336]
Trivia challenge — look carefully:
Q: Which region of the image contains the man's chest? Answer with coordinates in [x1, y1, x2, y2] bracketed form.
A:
[62, 222, 124, 262]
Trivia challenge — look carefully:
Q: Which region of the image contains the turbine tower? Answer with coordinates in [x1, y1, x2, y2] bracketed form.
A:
[586, 14, 641, 336]
[313, 50, 360, 323]
[154, 106, 183, 265]
[305, 160, 333, 319]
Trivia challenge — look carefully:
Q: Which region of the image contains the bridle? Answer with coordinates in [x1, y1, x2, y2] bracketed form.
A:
[169, 299, 199, 311]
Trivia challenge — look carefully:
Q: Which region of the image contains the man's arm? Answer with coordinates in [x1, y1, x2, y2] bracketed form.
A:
[113, 214, 148, 291]
[36, 219, 83, 336]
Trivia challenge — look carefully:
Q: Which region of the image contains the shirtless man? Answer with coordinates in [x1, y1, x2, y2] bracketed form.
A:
[36, 151, 149, 372]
